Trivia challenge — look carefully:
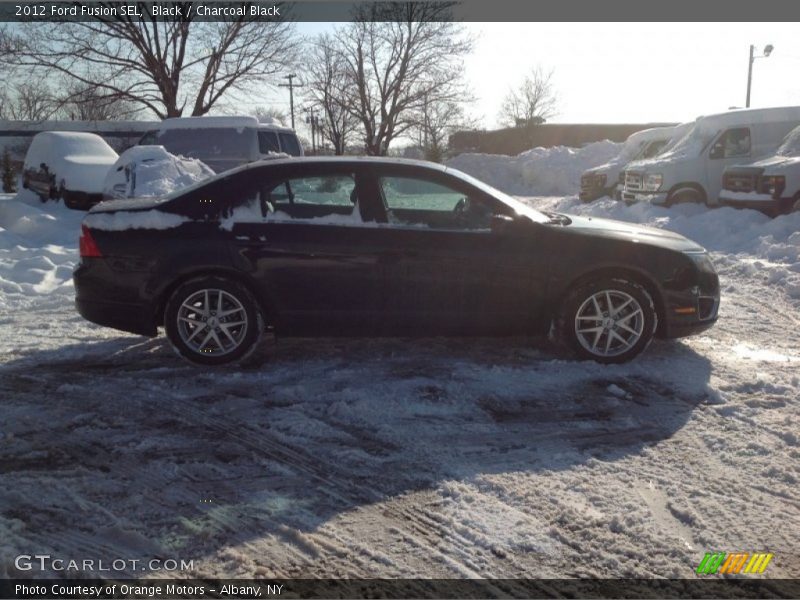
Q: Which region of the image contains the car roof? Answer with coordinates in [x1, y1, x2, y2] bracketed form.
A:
[218, 156, 449, 177]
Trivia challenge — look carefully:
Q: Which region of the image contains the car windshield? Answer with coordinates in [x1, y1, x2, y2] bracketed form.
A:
[155, 128, 253, 159]
[775, 127, 800, 157]
[445, 167, 549, 223]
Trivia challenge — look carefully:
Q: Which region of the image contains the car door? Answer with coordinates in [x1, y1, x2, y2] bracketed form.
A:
[363, 167, 544, 336]
[706, 127, 752, 201]
[225, 165, 384, 336]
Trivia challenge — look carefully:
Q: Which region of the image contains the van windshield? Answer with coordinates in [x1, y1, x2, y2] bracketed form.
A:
[664, 122, 716, 158]
[155, 128, 253, 159]
[775, 127, 800, 157]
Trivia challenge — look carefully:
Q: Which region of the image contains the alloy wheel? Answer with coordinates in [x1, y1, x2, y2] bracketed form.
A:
[176, 289, 248, 356]
[574, 290, 645, 357]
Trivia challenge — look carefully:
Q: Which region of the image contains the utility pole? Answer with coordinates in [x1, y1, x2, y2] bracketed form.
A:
[306, 108, 320, 154]
[746, 43, 774, 108]
[279, 74, 303, 129]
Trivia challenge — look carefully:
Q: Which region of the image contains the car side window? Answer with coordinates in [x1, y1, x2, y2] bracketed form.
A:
[711, 127, 751, 159]
[225, 173, 360, 225]
[379, 176, 493, 230]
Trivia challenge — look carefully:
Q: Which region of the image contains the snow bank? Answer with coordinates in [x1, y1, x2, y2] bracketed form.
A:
[103, 145, 215, 199]
[447, 141, 621, 196]
[0, 191, 84, 308]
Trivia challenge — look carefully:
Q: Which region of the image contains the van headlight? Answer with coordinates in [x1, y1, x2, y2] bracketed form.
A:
[643, 173, 663, 191]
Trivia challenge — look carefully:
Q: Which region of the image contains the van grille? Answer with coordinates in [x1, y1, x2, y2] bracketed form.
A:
[624, 172, 643, 191]
[723, 173, 755, 193]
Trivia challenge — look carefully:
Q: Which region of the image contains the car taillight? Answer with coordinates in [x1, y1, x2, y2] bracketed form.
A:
[79, 224, 102, 258]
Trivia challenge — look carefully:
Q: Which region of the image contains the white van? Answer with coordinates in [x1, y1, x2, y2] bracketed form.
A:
[138, 116, 304, 174]
[718, 125, 800, 216]
[579, 123, 688, 202]
[620, 106, 800, 206]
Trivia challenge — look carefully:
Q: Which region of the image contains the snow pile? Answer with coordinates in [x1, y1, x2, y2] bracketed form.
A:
[103, 145, 215, 199]
[23, 132, 118, 194]
[0, 190, 84, 308]
[447, 141, 621, 196]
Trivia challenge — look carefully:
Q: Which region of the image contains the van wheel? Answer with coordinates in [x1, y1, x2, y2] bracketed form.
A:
[164, 277, 264, 366]
[554, 278, 658, 364]
[666, 188, 703, 207]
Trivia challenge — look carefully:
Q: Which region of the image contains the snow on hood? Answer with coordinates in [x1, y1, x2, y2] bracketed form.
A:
[732, 154, 800, 170]
[103, 145, 215, 199]
[447, 141, 621, 196]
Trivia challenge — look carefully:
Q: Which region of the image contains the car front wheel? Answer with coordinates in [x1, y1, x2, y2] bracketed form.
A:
[556, 278, 658, 364]
[164, 277, 264, 366]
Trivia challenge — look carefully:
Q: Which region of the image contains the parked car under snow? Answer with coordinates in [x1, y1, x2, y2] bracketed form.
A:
[22, 132, 119, 210]
[103, 145, 215, 200]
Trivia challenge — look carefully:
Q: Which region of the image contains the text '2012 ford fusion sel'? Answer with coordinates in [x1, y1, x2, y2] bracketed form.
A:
[74, 157, 719, 365]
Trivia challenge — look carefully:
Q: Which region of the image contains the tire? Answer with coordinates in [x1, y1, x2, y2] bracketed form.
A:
[666, 187, 703, 207]
[554, 278, 658, 364]
[164, 276, 264, 366]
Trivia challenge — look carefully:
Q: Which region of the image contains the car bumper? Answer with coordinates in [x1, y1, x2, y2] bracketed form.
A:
[718, 195, 794, 216]
[74, 259, 158, 337]
[579, 185, 617, 202]
[620, 191, 669, 205]
[660, 287, 720, 339]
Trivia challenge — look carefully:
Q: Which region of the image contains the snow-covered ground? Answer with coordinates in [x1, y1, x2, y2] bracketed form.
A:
[1, 177, 799, 580]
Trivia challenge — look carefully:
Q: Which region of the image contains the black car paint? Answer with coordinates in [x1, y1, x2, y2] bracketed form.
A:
[74, 158, 719, 342]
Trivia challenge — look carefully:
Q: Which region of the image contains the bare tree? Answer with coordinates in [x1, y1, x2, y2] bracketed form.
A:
[410, 97, 478, 162]
[304, 33, 357, 155]
[60, 82, 140, 121]
[253, 106, 289, 125]
[499, 66, 558, 128]
[0, 82, 58, 121]
[334, 2, 473, 155]
[5, 5, 299, 119]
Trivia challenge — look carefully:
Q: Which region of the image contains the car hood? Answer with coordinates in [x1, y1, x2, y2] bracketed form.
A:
[559, 214, 705, 252]
[739, 154, 800, 170]
[583, 161, 623, 177]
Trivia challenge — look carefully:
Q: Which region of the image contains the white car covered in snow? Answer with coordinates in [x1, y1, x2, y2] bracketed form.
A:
[579, 124, 688, 202]
[103, 145, 215, 200]
[22, 132, 119, 210]
[620, 106, 800, 207]
[718, 125, 800, 216]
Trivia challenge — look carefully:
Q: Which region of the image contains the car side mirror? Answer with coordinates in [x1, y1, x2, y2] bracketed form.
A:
[709, 142, 724, 159]
[490, 213, 516, 234]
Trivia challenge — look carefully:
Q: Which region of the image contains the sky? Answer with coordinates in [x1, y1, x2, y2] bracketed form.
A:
[272, 21, 800, 140]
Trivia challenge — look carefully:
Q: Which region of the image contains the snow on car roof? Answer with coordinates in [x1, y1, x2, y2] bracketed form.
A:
[28, 131, 118, 156]
[158, 116, 260, 130]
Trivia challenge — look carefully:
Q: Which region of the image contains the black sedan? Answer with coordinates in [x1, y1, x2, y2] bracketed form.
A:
[74, 157, 719, 365]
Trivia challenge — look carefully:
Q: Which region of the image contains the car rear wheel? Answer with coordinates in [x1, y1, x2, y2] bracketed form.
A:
[164, 277, 264, 366]
[556, 278, 658, 364]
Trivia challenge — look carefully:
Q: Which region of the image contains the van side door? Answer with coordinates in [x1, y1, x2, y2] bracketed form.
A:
[707, 127, 752, 203]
